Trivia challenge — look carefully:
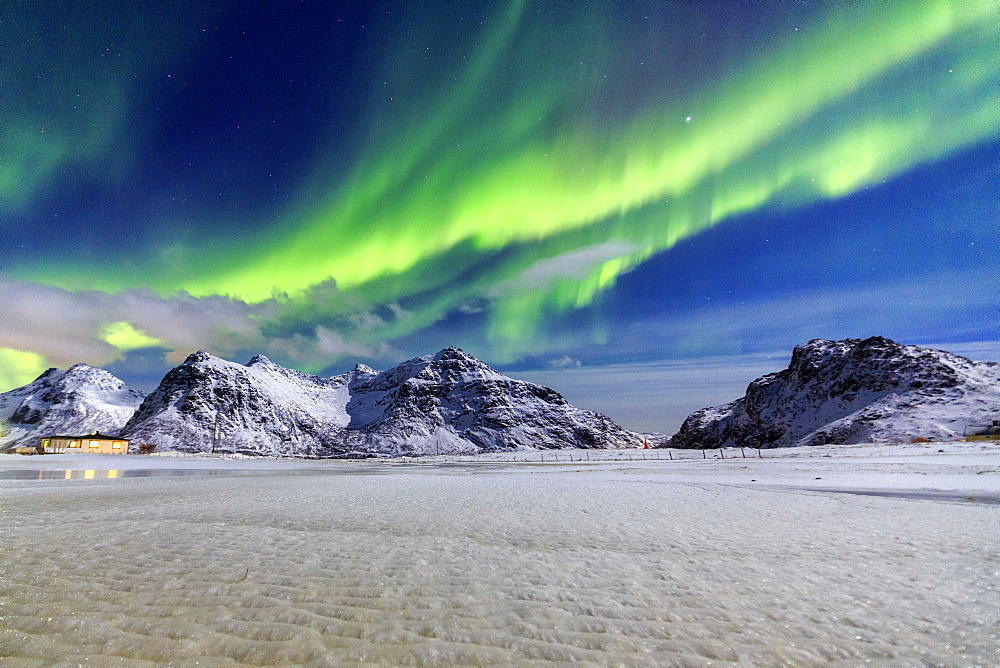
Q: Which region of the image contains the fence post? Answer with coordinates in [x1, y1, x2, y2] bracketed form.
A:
[741, 447, 746, 458]
[720, 448, 725, 459]
[702, 449, 706, 459]
[668, 450, 673, 460]
[757, 448, 762, 458]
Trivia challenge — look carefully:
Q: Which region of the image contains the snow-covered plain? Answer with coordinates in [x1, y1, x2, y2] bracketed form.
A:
[1, 442, 997, 665]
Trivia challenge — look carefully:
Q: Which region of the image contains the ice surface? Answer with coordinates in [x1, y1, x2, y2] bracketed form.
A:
[1, 443, 997, 665]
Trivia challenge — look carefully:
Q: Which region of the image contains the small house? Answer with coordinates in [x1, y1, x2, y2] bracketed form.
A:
[39, 432, 130, 454]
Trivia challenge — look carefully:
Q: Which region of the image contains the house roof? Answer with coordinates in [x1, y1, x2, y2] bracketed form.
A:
[44, 432, 129, 441]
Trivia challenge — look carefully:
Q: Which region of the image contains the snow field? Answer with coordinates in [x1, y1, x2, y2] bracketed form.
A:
[1, 448, 997, 665]
[2, 440, 997, 495]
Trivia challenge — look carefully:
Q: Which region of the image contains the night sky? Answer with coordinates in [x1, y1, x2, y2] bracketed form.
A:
[2, 1, 998, 432]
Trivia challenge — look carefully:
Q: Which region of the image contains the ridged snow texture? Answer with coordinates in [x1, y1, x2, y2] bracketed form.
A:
[670, 337, 1000, 449]
[0, 365, 144, 450]
[123, 347, 639, 456]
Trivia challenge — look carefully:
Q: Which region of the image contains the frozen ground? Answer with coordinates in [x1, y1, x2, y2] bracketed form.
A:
[1, 442, 997, 665]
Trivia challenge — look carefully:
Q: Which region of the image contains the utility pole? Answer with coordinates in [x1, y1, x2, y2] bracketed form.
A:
[211, 413, 219, 454]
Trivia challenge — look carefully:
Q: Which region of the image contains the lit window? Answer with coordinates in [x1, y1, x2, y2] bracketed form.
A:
[42, 439, 50, 448]
[69, 440, 80, 448]
[112, 441, 122, 449]
[89, 440, 99, 448]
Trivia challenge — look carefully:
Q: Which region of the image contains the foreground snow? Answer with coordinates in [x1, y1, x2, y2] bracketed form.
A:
[2, 440, 997, 495]
[1, 442, 997, 664]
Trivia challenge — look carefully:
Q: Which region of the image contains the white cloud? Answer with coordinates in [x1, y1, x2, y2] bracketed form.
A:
[345, 310, 387, 331]
[547, 355, 582, 369]
[265, 326, 374, 365]
[0, 280, 270, 367]
[488, 242, 640, 297]
[0, 277, 413, 380]
[386, 302, 412, 321]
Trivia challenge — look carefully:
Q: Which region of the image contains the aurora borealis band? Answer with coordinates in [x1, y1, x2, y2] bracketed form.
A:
[1, 1, 998, 430]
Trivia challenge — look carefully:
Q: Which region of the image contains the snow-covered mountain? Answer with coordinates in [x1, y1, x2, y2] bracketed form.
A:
[0, 365, 145, 450]
[124, 347, 639, 456]
[340, 347, 638, 454]
[122, 351, 355, 456]
[670, 337, 1000, 449]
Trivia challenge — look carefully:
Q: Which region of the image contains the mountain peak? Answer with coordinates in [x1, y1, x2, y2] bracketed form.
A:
[247, 354, 279, 368]
[432, 347, 473, 361]
[672, 337, 1000, 449]
[66, 362, 97, 372]
[34, 367, 62, 383]
[184, 350, 216, 365]
[62, 363, 116, 381]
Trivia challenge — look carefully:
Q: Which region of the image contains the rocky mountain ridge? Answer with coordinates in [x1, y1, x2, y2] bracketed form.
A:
[122, 347, 639, 456]
[6, 338, 995, 455]
[670, 337, 1000, 449]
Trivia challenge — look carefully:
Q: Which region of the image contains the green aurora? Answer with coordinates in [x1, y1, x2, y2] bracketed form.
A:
[1, 0, 998, 390]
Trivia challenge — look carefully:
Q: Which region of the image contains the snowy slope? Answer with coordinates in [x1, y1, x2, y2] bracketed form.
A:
[670, 337, 1000, 449]
[342, 347, 638, 455]
[124, 347, 639, 456]
[0, 365, 144, 450]
[122, 351, 354, 456]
